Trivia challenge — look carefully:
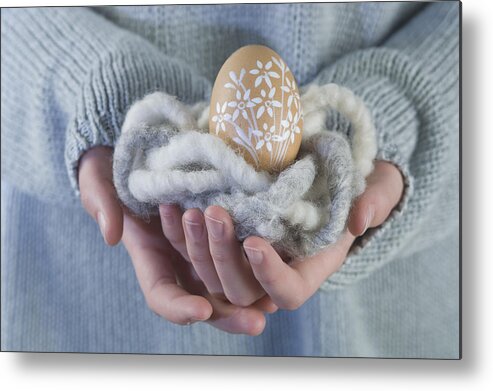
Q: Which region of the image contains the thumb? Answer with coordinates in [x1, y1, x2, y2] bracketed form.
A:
[348, 161, 405, 237]
[79, 146, 123, 246]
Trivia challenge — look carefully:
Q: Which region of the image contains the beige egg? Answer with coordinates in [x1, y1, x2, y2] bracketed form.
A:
[209, 45, 303, 173]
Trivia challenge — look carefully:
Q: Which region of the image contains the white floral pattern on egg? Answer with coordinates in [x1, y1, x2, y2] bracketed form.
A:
[210, 45, 303, 172]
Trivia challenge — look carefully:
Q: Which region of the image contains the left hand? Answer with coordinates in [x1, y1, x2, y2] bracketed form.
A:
[162, 160, 404, 311]
[79, 146, 276, 336]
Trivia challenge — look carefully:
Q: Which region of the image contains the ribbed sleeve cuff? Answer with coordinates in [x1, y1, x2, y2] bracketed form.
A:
[321, 161, 412, 290]
[65, 38, 211, 195]
[315, 42, 457, 289]
[60, 17, 212, 195]
[2, 7, 212, 197]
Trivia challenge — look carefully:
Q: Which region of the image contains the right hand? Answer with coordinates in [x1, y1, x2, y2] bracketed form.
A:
[78, 146, 276, 335]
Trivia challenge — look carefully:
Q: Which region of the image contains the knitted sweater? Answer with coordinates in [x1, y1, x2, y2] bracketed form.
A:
[1, 2, 460, 357]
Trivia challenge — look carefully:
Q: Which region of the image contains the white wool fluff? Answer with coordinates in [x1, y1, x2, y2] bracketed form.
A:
[113, 83, 377, 257]
[129, 131, 272, 199]
[301, 84, 377, 178]
[122, 92, 197, 135]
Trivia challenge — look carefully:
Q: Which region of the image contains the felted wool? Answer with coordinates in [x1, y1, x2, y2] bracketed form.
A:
[113, 83, 377, 258]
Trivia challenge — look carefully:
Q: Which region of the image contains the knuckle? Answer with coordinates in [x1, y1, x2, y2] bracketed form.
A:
[144, 279, 170, 318]
[147, 303, 187, 325]
[189, 250, 211, 265]
[257, 270, 280, 286]
[145, 290, 188, 325]
[188, 237, 205, 247]
[210, 249, 228, 264]
[208, 232, 224, 244]
[168, 236, 186, 250]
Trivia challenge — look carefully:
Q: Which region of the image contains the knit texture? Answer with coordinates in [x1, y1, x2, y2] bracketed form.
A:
[113, 83, 377, 257]
[316, 2, 459, 289]
[1, 3, 459, 357]
[1, 7, 211, 203]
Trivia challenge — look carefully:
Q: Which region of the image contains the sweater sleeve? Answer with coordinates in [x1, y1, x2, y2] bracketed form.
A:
[0, 7, 211, 205]
[317, 2, 460, 289]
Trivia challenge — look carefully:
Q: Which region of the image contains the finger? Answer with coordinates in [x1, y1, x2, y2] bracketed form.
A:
[292, 230, 355, 291]
[244, 232, 356, 311]
[206, 295, 267, 336]
[252, 295, 279, 314]
[174, 265, 278, 315]
[243, 236, 306, 310]
[159, 204, 190, 262]
[348, 160, 404, 237]
[204, 206, 265, 307]
[78, 146, 123, 246]
[182, 209, 225, 298]
[172, 246, 271, 334]
[122, 212, 212, 325]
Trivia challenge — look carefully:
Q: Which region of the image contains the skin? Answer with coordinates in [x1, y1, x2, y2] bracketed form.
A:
[79, 146, 404, 336]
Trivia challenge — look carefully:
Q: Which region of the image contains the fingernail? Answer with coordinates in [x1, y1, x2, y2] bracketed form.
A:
[205, 215, 224, 240]
[184, 219, 203, 240]
[97, 211, 107, 243]
[361, 207, 374, 236]
[244, 246, 263, 265]
[160, 205, 174, 226]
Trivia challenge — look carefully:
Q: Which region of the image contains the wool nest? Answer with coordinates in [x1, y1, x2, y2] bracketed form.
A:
[113, 83, 377, 258]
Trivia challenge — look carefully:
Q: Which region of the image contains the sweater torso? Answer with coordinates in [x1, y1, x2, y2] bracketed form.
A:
[94, 3, 423, 84]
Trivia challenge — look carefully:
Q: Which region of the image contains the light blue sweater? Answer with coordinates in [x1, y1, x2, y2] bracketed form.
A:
[1, 2, 460, 357]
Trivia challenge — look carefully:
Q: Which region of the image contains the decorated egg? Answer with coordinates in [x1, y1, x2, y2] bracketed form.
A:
[209, 45, 303, 172]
